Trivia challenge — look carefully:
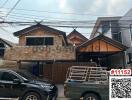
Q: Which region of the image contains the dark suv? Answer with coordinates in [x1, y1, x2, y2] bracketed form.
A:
[0, 69, 58, 100]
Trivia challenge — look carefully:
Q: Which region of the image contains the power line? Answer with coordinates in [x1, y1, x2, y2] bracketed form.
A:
[8, 15, 36, 22]
[8, 13, 95, 21]
[3, 7, 132, 18]
[0, 21, 131, 28]
[4, 0, 21, 20]
[0, 27, 15, 40]
[6, 12, 132, 23]
[0, 0, 9, 8]
[5, 13, 132, 25]
[3, 7, 104, 16]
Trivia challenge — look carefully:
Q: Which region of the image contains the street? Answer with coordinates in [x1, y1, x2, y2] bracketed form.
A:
[0, 85, 70, 100]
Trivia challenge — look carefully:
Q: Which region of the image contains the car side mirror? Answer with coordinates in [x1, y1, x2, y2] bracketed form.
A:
[13, 79, 21, 84]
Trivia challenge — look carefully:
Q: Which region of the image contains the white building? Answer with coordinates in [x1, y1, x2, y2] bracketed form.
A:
[119, 8, 132, 66]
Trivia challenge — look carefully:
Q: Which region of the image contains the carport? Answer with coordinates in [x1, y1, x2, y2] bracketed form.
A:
[76, 35, 128, 69]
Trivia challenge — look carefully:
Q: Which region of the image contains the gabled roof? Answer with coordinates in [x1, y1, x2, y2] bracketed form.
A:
[90, 16, 122, 39]
[0, 38, 16, 47]
[67, 29, 88, 41]
[13, 23, 68, 45]
[77, 34, 128, 51]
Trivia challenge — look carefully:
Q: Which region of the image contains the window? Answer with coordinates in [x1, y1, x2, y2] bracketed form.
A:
[26, 37, 54, 46]
[101, 21, 110, 33]
[111, 21, 120, 33]
[45, 37, 53, 45]
[1, 72, 18, 81]
[128, 53, 132, 64]
[0, 71, 3, 80]
[130, 24, 132, 41]
[112, 32, 122, 43]
[0, 43, 5, 56]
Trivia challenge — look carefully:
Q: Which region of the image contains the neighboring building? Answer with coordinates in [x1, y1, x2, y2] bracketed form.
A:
[0, 38, 14, 59]
[90, 17, 122, 43]
[0, 38, 16, 69]
[89, 16, 130, 68]
[119, 8, 132, 66]
[67, 29, 88, 46]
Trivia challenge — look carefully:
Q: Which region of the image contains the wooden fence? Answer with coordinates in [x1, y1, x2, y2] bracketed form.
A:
[43, 62, 96, 84]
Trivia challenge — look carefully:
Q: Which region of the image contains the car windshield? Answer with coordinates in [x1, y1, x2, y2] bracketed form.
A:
[16, 70, 39, 80]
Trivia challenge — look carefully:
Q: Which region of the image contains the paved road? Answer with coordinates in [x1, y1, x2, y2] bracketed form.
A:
[0, 85, 70, 100]
[57, 85, 70, 100]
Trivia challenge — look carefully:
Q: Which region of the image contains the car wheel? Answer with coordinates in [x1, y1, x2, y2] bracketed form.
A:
[22, 92, 41, 100]
[83, 93, 100, 100]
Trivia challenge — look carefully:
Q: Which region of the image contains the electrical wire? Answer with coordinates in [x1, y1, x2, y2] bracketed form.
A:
[8, 13, 93, 21]
[3, 7, 104, 16]
[0, 21, 131, 29]
[0, 27, 15, 40]
[5, 12, 132, 23]
[0, 0, 9, 8]
[4, 0, 21, 20]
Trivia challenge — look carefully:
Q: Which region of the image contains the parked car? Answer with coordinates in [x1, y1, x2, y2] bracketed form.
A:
[0, 69, 58, 100]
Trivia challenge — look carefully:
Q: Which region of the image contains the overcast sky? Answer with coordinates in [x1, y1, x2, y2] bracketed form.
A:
[0, 0, 132, 43]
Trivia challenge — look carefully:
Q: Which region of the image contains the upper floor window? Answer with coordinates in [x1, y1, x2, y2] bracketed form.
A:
[112, 32, 122, 43]
[130, 24, 132, 42]
[101, 21, 110, 33]
[26, 37, 54, 46]
[111, 21, 120, 33]
[127, 53, 132, 64]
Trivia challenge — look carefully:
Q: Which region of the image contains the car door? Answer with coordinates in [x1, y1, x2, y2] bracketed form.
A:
[0, 71, 20, 98]
[0, 71, 6, 97]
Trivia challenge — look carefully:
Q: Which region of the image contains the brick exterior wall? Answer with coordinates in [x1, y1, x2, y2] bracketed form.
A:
[19, 28, 63, 46]
[4, 46, 75, 61]
[4, 27, 76, 61]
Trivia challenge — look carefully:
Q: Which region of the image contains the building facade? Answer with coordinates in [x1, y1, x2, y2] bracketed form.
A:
[119, 8, 132, 66]
[90, 16, 128, 68]
[90, 17, 122, 43]
[0, 38, 14, 59]
[4, 23, 75, 61]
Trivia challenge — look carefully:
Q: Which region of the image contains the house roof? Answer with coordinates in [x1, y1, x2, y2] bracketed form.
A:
[90, 16, 122, 39]
[77, 34, 128, 51]
[67, 29, 88, 41]
[13, 23, 68, 45]
[0, 38, 16, 47]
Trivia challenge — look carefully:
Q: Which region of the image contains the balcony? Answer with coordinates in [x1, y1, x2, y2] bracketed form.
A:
[4, 46, 76, 61]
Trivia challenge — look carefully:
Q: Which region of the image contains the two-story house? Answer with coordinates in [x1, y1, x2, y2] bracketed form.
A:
[4, 23, 75, 76]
